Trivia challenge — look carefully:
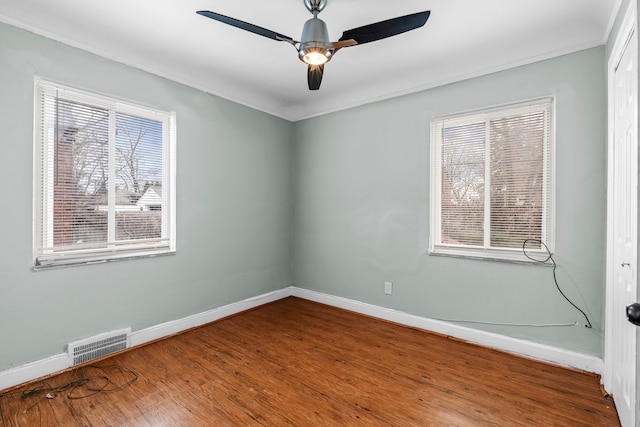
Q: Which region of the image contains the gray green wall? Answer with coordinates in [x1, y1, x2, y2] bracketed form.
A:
[0, 13, 611, 374]
[0, 22, 293, 371]
[293, 47, 607, 357]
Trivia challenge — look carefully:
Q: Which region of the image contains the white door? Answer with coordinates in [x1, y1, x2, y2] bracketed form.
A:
[606, 9, 638, 427]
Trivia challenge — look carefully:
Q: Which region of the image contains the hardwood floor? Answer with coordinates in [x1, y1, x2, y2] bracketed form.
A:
[0, 297, 620, 426]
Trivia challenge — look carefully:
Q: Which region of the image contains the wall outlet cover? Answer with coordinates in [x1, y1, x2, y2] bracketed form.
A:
[384, 281, 393, 295]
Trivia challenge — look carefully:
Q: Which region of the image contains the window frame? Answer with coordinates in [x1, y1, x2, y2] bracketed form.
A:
[429, 97, 555, 263]
[33, 78, 177, 269]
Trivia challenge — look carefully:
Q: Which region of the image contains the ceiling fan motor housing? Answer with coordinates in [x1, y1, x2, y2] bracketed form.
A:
[298, 18, 333, 63]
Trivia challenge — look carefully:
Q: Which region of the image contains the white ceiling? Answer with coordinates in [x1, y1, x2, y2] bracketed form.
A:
[0, 0, 621, 121]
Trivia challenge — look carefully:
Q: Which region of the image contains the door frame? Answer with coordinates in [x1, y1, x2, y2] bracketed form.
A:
[604, 0, 638, 424]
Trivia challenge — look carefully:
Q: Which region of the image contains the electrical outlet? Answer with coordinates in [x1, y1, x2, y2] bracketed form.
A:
[384, 281, 393, 295]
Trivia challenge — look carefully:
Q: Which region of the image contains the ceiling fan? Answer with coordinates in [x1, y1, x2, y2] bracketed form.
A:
[197, 0, 431, 90]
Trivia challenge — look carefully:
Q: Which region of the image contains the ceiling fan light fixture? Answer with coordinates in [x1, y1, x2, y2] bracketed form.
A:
[300, 46, 332, 65]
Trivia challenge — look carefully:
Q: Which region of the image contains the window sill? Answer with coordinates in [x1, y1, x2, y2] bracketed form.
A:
[33, 248, 175, 271]
[429, 245, 553, 265]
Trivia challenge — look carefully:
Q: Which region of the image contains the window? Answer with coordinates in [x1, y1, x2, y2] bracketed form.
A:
[430, 98, 554, 262]
[34, 79, 176, 268]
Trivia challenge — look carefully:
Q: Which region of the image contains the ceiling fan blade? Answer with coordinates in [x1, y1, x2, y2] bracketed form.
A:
[197, 11, 295, 44]
[331, 39, 357, 50]
[338, 11, 430, 45]
[308, 64, 324, 90]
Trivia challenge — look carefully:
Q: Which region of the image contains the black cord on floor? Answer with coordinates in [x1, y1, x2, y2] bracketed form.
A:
[523, 239, 593, 328]
[19, 364, 138, 413]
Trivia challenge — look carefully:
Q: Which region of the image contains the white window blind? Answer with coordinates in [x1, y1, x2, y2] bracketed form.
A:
[430, 98, 554, 262]
[34, 80, 176, 267]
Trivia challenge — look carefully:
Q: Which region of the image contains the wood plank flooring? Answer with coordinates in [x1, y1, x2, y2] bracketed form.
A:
[0, 297, 620, 426]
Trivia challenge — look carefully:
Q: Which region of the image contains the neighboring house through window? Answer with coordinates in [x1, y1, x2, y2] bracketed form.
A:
[430, 98, 554, 262]
[34, 79, 176, 268]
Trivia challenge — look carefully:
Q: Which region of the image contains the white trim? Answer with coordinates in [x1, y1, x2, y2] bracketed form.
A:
[33, 78, 177, 268]
[0, 286, 602, 392]
[429, 98, 555, 262]
[0, 15, 607, 122]
[604, 0, 637, 403]
[166, 111, 177, 253]
[295, 41, 603, 122]
[290, 287, 603, 374]
[0, 288, 291, 391]
[0, 354, 70, 392]
[130, 288, 290, 346]
[604, 0, 637, 393]
[603, 0, 625, 45]
[0, 15, 292, 121]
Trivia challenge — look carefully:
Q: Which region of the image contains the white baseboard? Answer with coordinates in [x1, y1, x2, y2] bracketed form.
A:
[130, 288, 291, 346]
[290, 287, 603, 374]
[0, 354, 70, 392]
[0, 288, 292, 391]
[0, 285, 602, 392]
